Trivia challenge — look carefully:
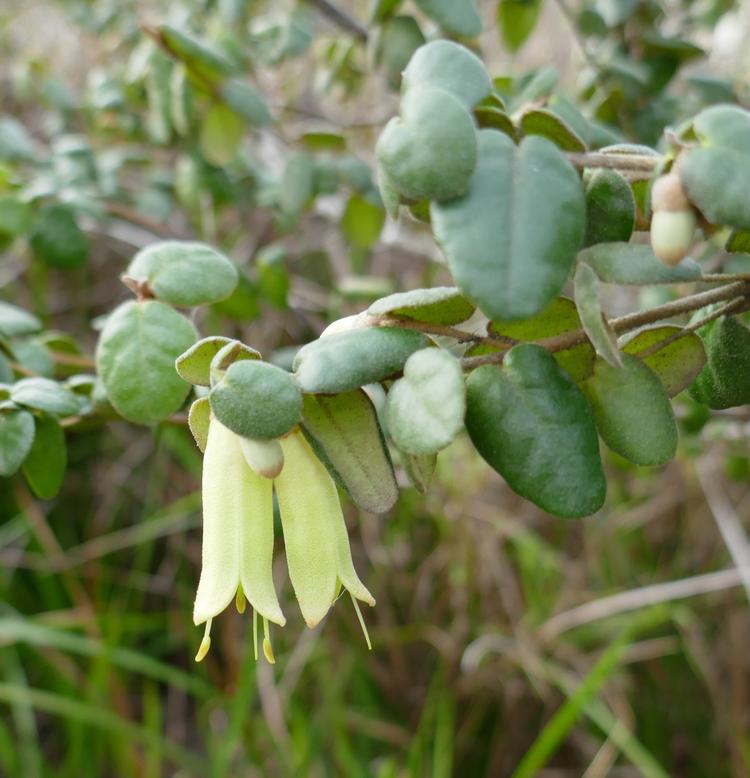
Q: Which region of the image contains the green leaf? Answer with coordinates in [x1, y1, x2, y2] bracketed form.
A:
[386, 348, 465, 455]
[0, 195, 33, 238]
[377, 164, 401, 218]
[0, 409, 35, 476]
[368, 286, 475, 325]
[689, 315, 750, 409]
[187, 396, 210, 452]
[583, 170, 635, 246]
[158, 25, 235, 82]
[293, 327, 428, 393]
[474, 106, 516, 137]
[432, 131, 585, 320]
[0, 116, 34, 161]
[621, 325, 706, 397]
[220, 80, 273, 126]
[96, 300, 197, 425]
[518, 108, 586, 151]
[21, 414, 66, 499]
[279, 152, 315, 219]
[10, 378, 80, 416]
[0, 354, 12, 384]
[579, 243, 702, 284]
[692, 104, 750, 156]
[376, 15, 426, 90]
[200, 104, 245, 167]
[209, 360, 302, 439]
[301, 390, 398, 513]
[376, 88, 478, 202]
[465, 345, 605, 518]
[30, 204, 89, 269]
[583, 354, 677, 465]
[126, 241, 239, 307]
[401, 40, 491, 109]
[0, 302, 41, 338]
[341, 194, 385, 251]
[177, 337, 260, 386]
[726, 230, 750, 253]
[487, 296, 595, 381]
[498, 0, 543, 52]
[412, 0, 482, 37]
[680, 148, 750, 230]
[574, 262, 622, 367]
[401, 450, 436, 493]
[301, 132, 347, 152]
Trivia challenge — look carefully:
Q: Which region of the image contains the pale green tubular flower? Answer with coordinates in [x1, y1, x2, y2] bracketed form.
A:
[193, 421, 375, 662]
[275, 431, 375, 643]
[194, 418, 285, 662]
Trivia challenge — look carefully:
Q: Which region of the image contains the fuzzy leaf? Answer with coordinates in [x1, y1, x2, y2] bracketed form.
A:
[22, 414, 66, 499]
[368, 287, 474, 325]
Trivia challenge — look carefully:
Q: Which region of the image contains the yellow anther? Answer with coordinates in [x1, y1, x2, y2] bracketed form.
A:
[262, 617, 275, 664]
[235, 586, 246, 614]
[195, 619, 212, 662]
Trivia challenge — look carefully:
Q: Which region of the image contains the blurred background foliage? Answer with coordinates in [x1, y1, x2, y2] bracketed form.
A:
[1, 0, 750, 775]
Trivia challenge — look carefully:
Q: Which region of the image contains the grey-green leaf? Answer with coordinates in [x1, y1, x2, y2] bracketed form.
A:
[401, 40, 491, 109]
[376, 88, 478, 203]
[583, 354, 678, 465]
[301, 390, 398, 513]
[10, 378, 80, 417]
[22, 414, 66, 499]
[432, 131, 585, 320]
[385, 348, 465, 455]
[126, 241, 239, 307]
[176, 336, 234, 386]
[96, 300, 197, 425]
[401, 450, 436, 493]
[188, 396, 211, 452]
[0, 409, 35, 476]
[209, 360, 302, 439]
[293, 327, 428, 393]
[583, 170, 635, 247]
[0, 302, 42, 338]
[579, 243, 702, 284]
[368, 287, 475, 325]
[412, 0, 482, 37]
[574, 262, 622, 367]
[465, 345, 605, 518]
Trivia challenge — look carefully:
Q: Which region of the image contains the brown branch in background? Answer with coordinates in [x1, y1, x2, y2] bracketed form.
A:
[566, 152, 661, 174]
[303, 0, 369, 42]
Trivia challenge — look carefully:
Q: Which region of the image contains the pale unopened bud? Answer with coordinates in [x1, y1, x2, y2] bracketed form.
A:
[651, 173, 690, 212]
[650, 210, 697, 266]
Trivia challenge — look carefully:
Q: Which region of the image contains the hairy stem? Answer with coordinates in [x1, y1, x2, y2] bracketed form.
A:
[303, 0, 368, 41]
[566, 152, 660, 173]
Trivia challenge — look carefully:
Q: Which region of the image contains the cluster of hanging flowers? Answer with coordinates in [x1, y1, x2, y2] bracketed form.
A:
[193, 416, 375, 663]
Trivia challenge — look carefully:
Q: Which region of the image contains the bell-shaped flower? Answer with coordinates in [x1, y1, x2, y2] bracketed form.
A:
[274, 431, 375, 637]
[193, 417, 285, 661]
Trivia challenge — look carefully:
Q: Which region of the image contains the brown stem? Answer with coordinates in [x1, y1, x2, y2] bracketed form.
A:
[566, 152, 660, 173]
[371, 315, 517, 348]
[460, 281, 750, 370]
[303, 0, 368, 42]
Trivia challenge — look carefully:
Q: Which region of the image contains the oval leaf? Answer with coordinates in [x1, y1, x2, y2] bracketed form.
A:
[176, 336, 234, 386]
[579, 243, 702, 284]
[574, 262, 622, 367]
[10, 377, 80, 417]
[465, 345, 605, 518]
[209, 360, 302, 440]
[0, 409, 35, 476]
[30, 204, 88, 269]
[401, 41, 491, 109]
[583, 170, 635, 247]
[126, 241, 239, 307]
[385, 348, 465, 455]
[432, 131, 585, 320]
[96, 300, 197, 425]
[368, 286, 475, 325]
[293, 327, 428, 394]
[583, 354, 678, 465]
[412, 0, 482, 37]
[376, 88, 478, 203]
[518, 107, 586, 151]
[301, 390, 398, 513]
[621, 325, 706, 397]
[0, 302, 41, 339]
[188, 396, 210, 452]
[22, 414, 66, 499]
[689, 315, 750, 409]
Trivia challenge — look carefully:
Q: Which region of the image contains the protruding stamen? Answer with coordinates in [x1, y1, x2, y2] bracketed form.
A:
[195, 618, 212, 662]
[235, 586, 246, 614]
[350, 594, 372, 651]
[262, 617, 275, 664]
[253, 609, 259, 662]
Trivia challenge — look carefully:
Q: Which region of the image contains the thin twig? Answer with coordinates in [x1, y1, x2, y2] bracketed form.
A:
[696, 458, 750, 604]
[538, 567, 750, 641]
[371, 315, 517, 348]
[566, 152, 661, 173]
[303, 0, 368, 42]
